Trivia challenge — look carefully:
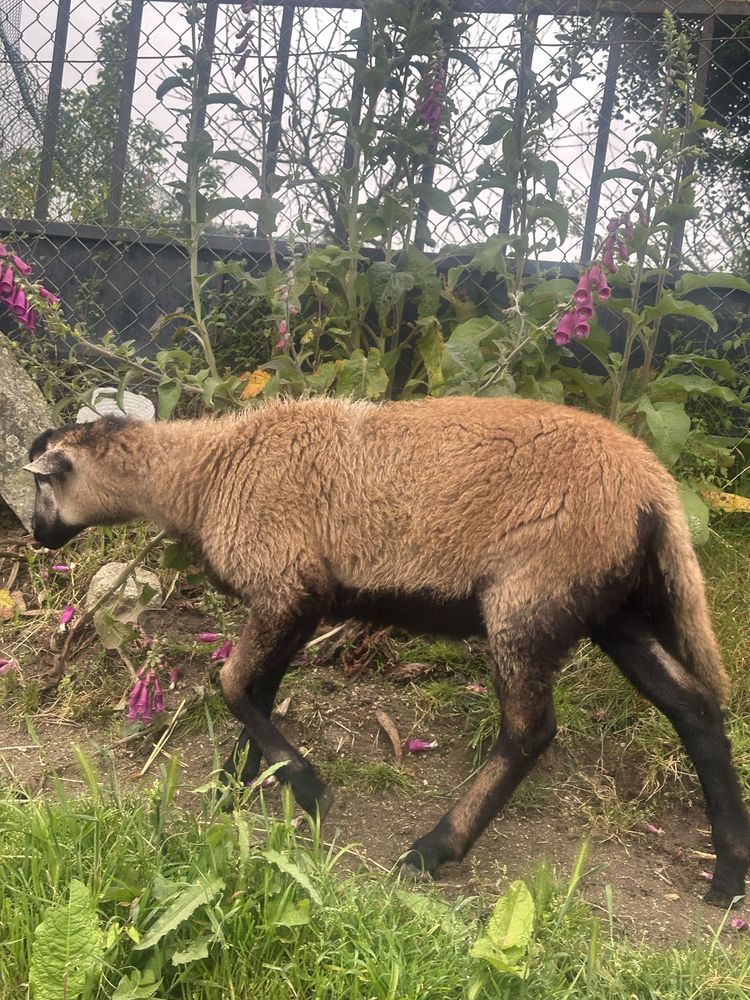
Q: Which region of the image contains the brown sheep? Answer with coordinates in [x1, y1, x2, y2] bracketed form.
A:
[24, 395, 749, 906]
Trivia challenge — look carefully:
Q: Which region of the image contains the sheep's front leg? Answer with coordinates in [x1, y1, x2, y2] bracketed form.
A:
[218, 604, 332, 817]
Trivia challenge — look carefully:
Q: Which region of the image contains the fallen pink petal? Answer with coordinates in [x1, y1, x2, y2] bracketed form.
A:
[58, 604, 75, 631]
[643, 822, 662, 835]
[700, 870, 714, 881]
[466, 683, 487, 694]
[51, 564, 70, 573]
[0, 659, 19, 675]
[196, 631, 221, 642]
[730, 918, 748, 931]
[406, 738, 438, 753]
[211, 639, 234, 662]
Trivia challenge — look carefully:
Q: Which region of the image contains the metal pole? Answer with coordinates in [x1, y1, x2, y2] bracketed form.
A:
[106, 0, 145, 225]
[580, 14, 625, 265]
[34, 0, 72, 220]
[257, 0, 295, 235]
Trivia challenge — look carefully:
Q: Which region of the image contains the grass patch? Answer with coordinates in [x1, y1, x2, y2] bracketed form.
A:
[1, 756, 749, 998]
[319, 758, 416, 794]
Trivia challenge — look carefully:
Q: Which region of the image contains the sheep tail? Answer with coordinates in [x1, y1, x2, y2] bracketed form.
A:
[642, 497, 730, 705]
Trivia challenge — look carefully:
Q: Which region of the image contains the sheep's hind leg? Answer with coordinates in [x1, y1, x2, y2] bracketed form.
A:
[592, 612, 750, 908]
[402, 673, 557, 878]
[218, 605, 332, 817]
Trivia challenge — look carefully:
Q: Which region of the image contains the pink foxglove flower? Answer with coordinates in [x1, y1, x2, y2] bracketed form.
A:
[278, 320, 287, 335]
[39, 287, 60, 306]
[0, 267, 13, 296]
[153, 675, 165, 715]
[0, 243, 7, 256]
[406, 738, 438, 753]
[58, 604, 75, 631]
[276, 336, 288, 350]
[553, 309, 576, 347]
[730, 918, 748, 931]
[196, 631, 221, 642]
[168, 667, 181, 689]
[12, 255, 32, 275]
[51, 564, 70, 573]
[0, 659, 19, 675]
[574, 319, 590, 339]
[573, 272, 593, 306]
[211, 639, 234, 662]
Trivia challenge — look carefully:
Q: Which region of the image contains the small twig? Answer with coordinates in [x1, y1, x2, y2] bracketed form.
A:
[138, 698, 188, 777]
[305, 623, 347, 649]
[376, 709, 403, 766]
[58, 530, 167, 661]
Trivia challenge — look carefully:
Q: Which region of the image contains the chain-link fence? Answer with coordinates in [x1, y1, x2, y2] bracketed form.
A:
[1, 0, 750, 351]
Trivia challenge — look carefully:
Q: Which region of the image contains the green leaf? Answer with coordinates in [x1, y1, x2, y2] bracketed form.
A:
[396, 247, 441, 317]
[161, 540, 193, 571]
[199, 92, 248, 110]
[597, 167, 643, 185]
[134, 875, 225, 951]
[674, 272, 750, 297]
[443, 317, 499, 377]
[636, 398, 690, 467]
[527, 198, 568, 243]
[649, 374, 740, 405]
[679, 484, 710, 546]
[30, 879, 103, 1000]
[411, 184, 454, 216]
[642, 292, 718, 331]
[155, 76, 188, 101]
[304, 361, 338, 395]
[269, 898, 312, 927]
[367, 262, 416, 327]
[469, 880, 534, 978]
[261, 850, 322, 904]
[415, 317, 445, 394]
[211, 149, 261, 179]
[204, 196, 250, 220]
[478, 113, 513, 145]
[93, 611, 139, 651]
[335, 349, 388, 401]
[171, 936, 212, 966]
[466, 235, 515, 276]
[112, 971, 163, 999]
[157, 378, 181, 420]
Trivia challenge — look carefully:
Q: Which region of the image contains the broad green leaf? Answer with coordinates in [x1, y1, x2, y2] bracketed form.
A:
[30, 879, 103, 1000]
[211, 149, 261, 178]
[679, 484, 710, 546]
[411, 184, 454, 216]
[478, 113, 513, 145]
[395, 247, 441, 318]
[161, 540, 193, 571]
[171, 936, 212, 966]
[367, 262, 416, 327]
[112, 972, 163, 999]
[416, 317, 445, 394]
[269, 898, 312, 927]
[157, 378, 181, 420]
[262, 849, 322, 904]
[93, 611, 138, 651]
[443, 317, 500, 377]
[469, 880, 534, 978]
[642, 292, 718, 331]
[649, 374, 740, 405]
[304, 361, 338, 395]
[199, 92, 248, 110]
[674, 272, 750, 297]
[527, 198, 568, 243]
[597, 167, 644, 185]
[636, 398, 690, 467]
[519, 375, 565, 404]
[134, 875, 225, 951]
[204, 196, 250, 220]
[466, 235, 515, 276]
[335, 349, 388, 401]
[155, 76, 187, 101]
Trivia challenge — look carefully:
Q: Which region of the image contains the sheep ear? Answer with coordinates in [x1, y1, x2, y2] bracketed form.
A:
[24, 451, 73, 477]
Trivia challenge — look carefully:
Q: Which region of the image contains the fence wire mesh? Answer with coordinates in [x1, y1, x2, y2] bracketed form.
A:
[1, 0, 750, 350]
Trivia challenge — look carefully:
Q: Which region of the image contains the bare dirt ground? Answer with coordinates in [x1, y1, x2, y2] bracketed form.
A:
[1, 597, 743, 949]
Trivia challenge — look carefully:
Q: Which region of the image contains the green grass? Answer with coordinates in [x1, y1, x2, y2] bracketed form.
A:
[319, 758, 417, 794]
[1, 754, 749, 999]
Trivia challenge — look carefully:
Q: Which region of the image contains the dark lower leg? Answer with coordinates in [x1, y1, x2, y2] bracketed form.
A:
[219, 605, 332, 816]
[594, 616, 750, 906]
[403, 687, 556, 876]
[221, 672, 285, 786]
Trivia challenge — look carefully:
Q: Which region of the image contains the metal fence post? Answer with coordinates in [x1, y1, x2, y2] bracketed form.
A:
[34, 0, 72, 220]
[106, 0, 145, 225]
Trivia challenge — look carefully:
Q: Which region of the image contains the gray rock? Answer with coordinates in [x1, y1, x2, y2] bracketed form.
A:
[86, 562, 163, 622]
[0, 334, 54, 530]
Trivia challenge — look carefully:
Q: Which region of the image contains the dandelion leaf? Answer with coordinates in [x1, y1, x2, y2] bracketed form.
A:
[469, 880, 534, 978]
[29, 879, 103, 1000]
[134, 875, 224, 951]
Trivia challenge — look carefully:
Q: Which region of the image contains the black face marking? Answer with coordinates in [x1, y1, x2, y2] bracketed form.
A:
[332, 586, 486, 638]
[31, 515, 86, 550]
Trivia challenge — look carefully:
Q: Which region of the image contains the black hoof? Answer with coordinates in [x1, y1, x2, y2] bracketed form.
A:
[399, 847, 441, 880]
[293, 778, 335, 821]
[703, 883, 745, 909]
